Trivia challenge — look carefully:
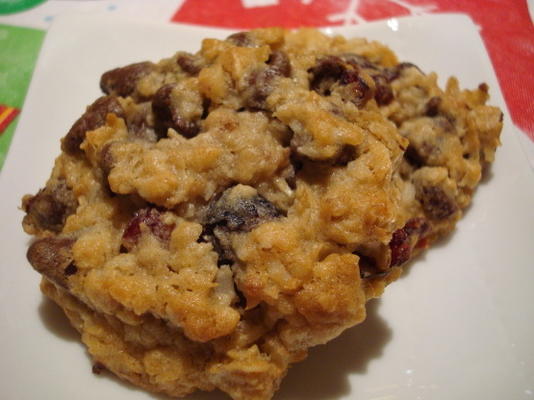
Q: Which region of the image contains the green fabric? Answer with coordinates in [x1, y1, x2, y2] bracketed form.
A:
[0, 0, 46, 15]
[0, 23, 45, 169]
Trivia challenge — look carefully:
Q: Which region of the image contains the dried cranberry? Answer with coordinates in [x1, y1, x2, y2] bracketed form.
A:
[122, 208, 175, 250]
[390, 217, 430, 266]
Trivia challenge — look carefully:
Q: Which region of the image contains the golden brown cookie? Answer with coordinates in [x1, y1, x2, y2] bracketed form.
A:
[22, 28, 502, 400]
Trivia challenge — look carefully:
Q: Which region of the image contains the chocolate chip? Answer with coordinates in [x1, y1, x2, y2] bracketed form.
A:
[373, 74, 394, 106]
[404, 145, 424, 168]
[206, 190, 281, 233]
[124, 102, 157, 141]
[309, 56, 345, 93]
[424, 96, 442, 117]
[340, 69, 374, 107]
[244, 68, 279, 109]
[152, 83, 200, 139]
[203, 188, 282, 266]
[267, 51, 291, 77]
[92, 362, 106, 375]
[419, 186, 457, 220]
[309, 56, 374, 107]
[176, 53, 203, 75]
[333, 145, 357, 166]
[63, 96, 124, 155]
[27, 237, 76, 288]
[226, 32, 256, 47]
[383, 62, 422, 82]
[23, 180, 78, 233]
[340, 53, 379, 70]
[100, 61, 154, 98]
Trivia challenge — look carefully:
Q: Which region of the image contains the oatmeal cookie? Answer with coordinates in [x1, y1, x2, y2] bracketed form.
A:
[22, 28, 502, 400]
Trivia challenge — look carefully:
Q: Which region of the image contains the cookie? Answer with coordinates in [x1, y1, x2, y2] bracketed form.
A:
[22, 28, 502, 400]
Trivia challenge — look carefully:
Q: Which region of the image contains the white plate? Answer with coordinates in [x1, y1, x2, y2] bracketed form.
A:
[1, 13, 533, 400]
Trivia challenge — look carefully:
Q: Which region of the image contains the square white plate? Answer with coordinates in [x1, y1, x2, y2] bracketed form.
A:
[1, 13, 533, 400]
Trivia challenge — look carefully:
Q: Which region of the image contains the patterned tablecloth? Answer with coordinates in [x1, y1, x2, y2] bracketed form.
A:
[0, 0, 532, 169]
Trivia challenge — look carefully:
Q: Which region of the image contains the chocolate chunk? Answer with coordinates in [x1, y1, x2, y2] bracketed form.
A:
[122, 208, 175, 250]
[419, 186, 457, 220]
[27, 237, 76, 288]
[63, 96, 124, 155]
[23, 180, 78, 233]
[100, 61, 154, 98]
[152, 83, 200, 139]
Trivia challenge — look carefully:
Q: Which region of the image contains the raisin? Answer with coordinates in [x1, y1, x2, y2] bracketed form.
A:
[176, 53, 203, 75]
[63, 96, 124, 155]
[122, 208, 175, 250]
[152, 83, 200, 139]
[27, 237, 76, 288]
[419, 186, 457, 220]
[425, 96, 442, 117]
[23, 180, 78, 233]
[100, 61, 154, 98]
